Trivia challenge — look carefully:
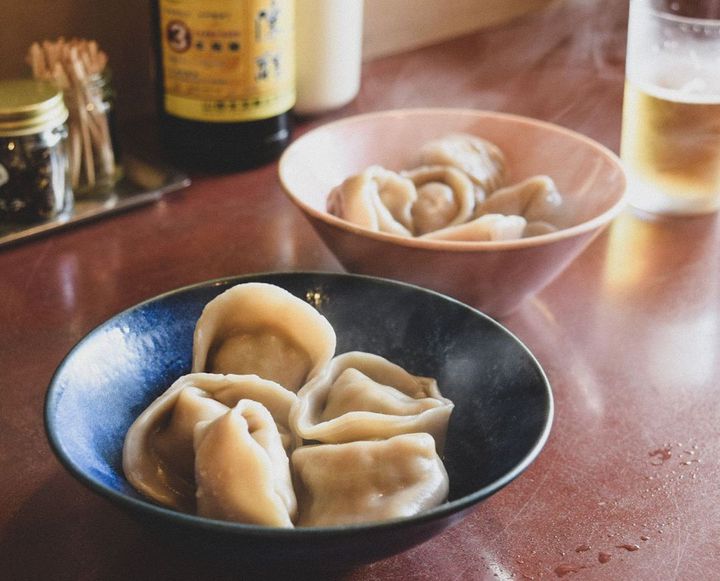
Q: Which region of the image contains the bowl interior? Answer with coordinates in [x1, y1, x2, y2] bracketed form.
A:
[280, 109, 626, 230]
[45, 272, 552, 562]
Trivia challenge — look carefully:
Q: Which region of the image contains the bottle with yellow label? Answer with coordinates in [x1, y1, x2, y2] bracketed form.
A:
[153, 0, 295, 171]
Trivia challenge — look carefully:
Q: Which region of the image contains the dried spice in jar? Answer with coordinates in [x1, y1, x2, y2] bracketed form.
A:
[0, 79, 71, 224]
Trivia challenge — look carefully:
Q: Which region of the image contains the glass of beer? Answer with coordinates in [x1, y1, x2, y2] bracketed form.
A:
[621, 0, 720, 215]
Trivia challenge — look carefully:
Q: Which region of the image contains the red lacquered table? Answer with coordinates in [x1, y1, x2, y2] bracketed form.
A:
[2, 1, 718, 579]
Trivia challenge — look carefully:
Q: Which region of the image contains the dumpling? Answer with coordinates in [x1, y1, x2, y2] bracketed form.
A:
[319, 368, 442, 420]
[420, 213, 527, 242]
[194, 400, 297, 527]
[291, 433, 449, 527]
[200, 372, 300, 452]
[523, 220, 559, 238]
[327, 165, 416, 236]
[474, 175, 563, 225]
[418, 133, 506, 195]
[192, 283, 336, 392]
[402, 165, 476, 235]
[290, 351, 454, 452]
[123, 372, 299, 511]
[370, 166, 418, 232]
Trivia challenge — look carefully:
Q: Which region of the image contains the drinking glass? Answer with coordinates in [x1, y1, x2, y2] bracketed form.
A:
[621, 0, 720, 215]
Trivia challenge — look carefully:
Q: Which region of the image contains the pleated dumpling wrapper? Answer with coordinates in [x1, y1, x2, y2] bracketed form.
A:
[123, 373, 298, 512]
[192, 283, 337, 392]
[194, 400, 297, 527]
[291, 433, 449, 527]
[420, 213, 527, 242]
[474, 175, 564, 235]
[418, 133, 506, 195]
[402, 165, 476, 235]
[290, 351, 454, 453]
[327, 165, 417, 237]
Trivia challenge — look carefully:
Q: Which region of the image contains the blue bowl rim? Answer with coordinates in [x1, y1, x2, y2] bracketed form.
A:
[45, 270, 554, 539]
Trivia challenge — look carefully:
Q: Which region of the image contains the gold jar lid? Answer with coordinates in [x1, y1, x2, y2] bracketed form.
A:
[0, 79, 69, 137]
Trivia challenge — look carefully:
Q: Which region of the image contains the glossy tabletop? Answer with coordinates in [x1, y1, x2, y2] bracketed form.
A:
[1, 1, 719, 579]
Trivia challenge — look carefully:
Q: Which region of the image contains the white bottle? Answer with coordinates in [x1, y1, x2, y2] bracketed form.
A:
[294, 0, 364, 115]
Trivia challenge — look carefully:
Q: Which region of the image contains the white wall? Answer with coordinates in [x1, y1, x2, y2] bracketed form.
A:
[362, 0, 557, 60]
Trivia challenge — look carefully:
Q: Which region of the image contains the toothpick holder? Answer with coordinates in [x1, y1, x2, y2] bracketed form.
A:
[65, 71, 119, 200]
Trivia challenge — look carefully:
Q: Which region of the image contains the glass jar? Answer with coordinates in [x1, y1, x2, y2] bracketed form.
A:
[64, 71, 120, 199]
[0, 79, 71, 224]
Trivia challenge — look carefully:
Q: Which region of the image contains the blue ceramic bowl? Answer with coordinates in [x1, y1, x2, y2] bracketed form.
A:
[45, 272, 552, 572]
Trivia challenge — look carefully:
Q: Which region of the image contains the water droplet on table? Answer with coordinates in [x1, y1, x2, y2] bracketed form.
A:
[554, 563, 587, 577]
[649, 447, 672, 465]
[616, 544, 640, 552]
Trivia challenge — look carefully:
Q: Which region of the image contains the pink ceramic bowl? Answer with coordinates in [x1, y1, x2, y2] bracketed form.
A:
[278, 109, 626, 317]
